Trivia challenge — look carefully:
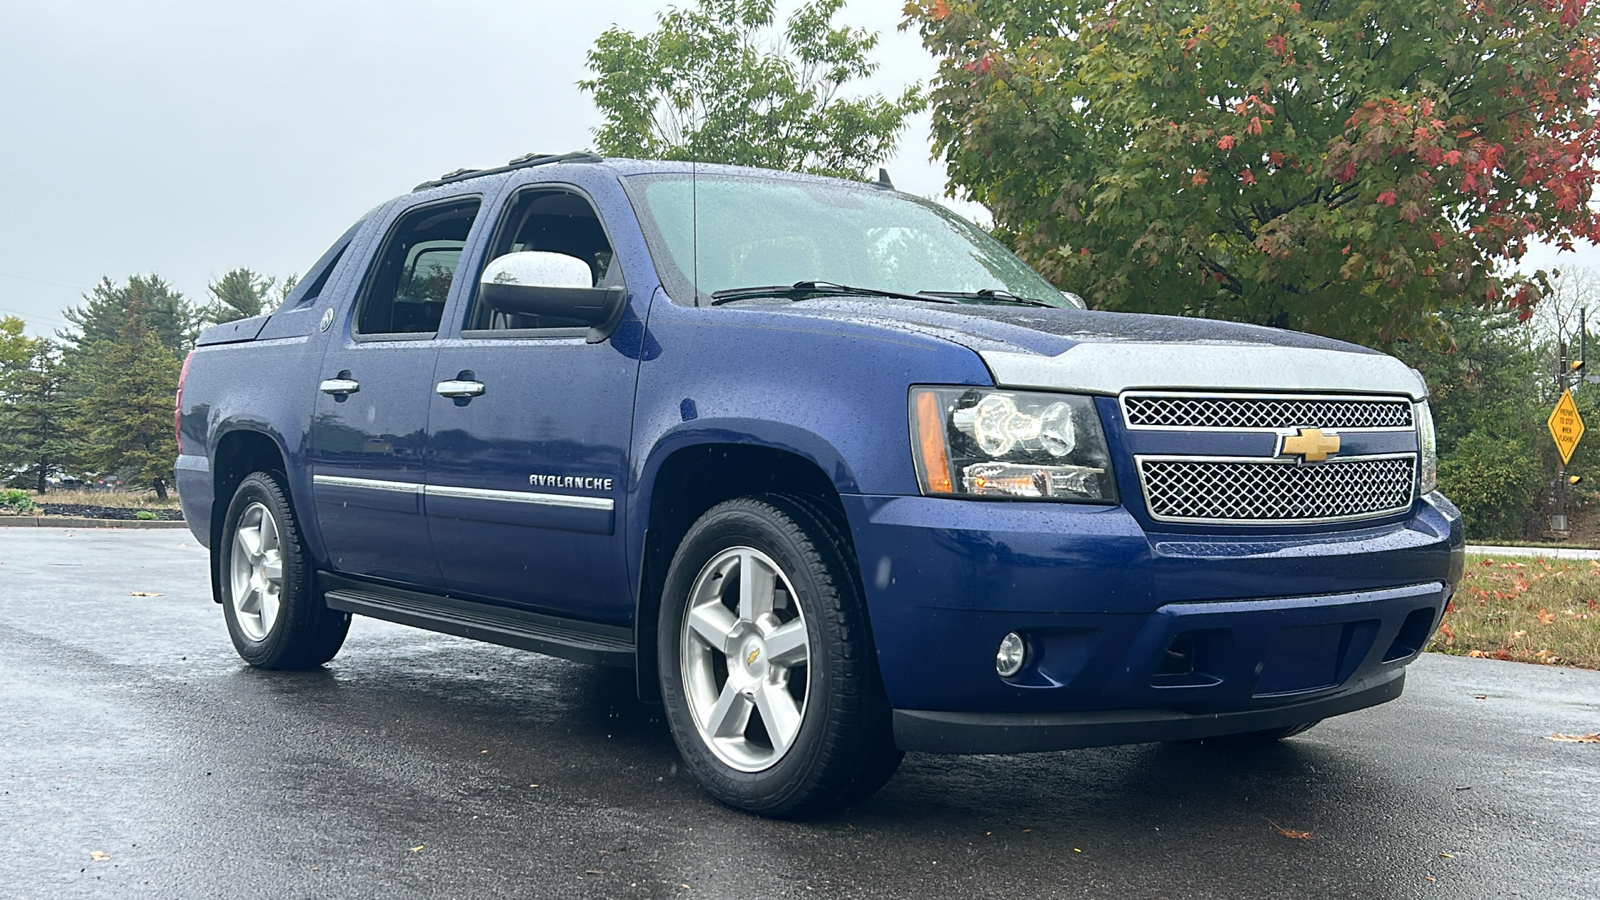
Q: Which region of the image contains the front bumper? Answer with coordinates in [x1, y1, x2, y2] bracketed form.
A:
[842, 491, 1463, 750]
[894, 667, 1404, 753]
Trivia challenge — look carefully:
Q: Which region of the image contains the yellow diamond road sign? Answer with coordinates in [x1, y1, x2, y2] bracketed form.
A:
[1549, 389, 1586, 464]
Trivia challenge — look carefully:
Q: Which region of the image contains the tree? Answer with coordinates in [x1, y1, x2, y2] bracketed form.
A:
[0, 338, 73, 494]
[61, 274, 198, 358]
[581, 0, 923, 179]
[0, 316, 29, 373]
[908, 0, 1600, 347]
[74, 297, 183, 500]
[204, 267, 277, 324]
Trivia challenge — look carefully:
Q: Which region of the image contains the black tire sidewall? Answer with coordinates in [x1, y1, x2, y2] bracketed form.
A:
[658, 497, 862, 814]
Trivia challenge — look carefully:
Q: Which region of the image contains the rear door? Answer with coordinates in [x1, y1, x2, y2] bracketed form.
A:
[425, 184, 641, 623]
[307, 194, 486, 587]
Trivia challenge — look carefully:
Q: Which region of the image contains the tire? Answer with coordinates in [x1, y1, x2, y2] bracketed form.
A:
[658, 494, 901, 817]
[1180, 720, 1321, 748]
[218, 470, 349, 669]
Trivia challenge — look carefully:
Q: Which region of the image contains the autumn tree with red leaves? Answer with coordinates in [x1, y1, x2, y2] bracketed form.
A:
[907, 0, 1600, 347]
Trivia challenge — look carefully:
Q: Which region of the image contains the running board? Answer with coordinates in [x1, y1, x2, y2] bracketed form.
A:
[320, 574, 634, 667]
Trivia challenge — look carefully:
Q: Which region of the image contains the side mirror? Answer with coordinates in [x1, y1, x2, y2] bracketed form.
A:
[1059, 290, 1088, 310]
[479, 251, 626, 341]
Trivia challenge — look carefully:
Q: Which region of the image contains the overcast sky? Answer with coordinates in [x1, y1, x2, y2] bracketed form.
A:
[3, 1, 1596, 338]
[0, 0, 962, 337]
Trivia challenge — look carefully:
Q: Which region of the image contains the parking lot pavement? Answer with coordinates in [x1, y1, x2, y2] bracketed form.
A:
[2, 529, 1598, 900]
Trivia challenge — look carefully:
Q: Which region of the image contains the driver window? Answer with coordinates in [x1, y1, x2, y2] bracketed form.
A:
[467, 188, 620, 332]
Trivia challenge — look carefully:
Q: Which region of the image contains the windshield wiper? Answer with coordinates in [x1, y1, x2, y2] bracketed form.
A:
[709, 281, 956, 306]
[917, 289, 1056, 308]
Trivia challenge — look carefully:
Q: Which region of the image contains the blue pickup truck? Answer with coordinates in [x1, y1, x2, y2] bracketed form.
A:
[177, 152, 1464, 816]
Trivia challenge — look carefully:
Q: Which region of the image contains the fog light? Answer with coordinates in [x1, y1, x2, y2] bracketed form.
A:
[996, 631, 1027, 678]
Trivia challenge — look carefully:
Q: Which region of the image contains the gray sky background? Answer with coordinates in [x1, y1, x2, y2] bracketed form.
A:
[1, 0, 1595, 338]
[0, 0, 962, 337]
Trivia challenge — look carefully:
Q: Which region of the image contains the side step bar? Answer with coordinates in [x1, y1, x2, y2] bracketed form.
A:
[320, 573, 634, 667]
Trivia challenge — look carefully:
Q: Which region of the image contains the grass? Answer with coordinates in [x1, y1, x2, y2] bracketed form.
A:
[1429, 554, 1600, 670]
[33, 488, 180, 508]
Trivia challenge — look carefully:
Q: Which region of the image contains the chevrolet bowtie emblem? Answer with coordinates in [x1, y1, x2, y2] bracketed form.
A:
[747, 648, 761, 666]
[1278, 427, 1341, 462]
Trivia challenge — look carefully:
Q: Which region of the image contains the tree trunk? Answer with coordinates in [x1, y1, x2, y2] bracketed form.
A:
[153, 478, 169, 502]
[35, 462, 45, 495]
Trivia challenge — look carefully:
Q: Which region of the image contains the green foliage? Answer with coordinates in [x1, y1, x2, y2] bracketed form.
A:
[581, 0, 923, 179]
[0, 338, 74, 494]
[0, 488, 37, 514]
[0, 317, 29, 372]
[61, 274, 198, 358]
[204, 267, 277, 324]
[909, 0, 1600, 347]
[73, 296, 183, 500]
[1439, 430, 1542, 539]
[134, 510, 157, 520]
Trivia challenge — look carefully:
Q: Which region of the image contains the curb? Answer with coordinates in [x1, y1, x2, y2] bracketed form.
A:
[1466, 543, 1600, 560]
[0, 516, 189, 529]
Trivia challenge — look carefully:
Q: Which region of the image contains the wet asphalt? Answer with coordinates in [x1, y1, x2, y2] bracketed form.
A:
[2, 529, 1597, 900]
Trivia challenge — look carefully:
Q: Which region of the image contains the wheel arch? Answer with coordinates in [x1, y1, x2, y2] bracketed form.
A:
[632, 438, 862, 702]
[208, 427, 293, 605]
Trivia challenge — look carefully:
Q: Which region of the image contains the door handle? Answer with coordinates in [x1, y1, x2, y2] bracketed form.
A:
[319, 378, 360, 396]
[435, 379, 486, 398]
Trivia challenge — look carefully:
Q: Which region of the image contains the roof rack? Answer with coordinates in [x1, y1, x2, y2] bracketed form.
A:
[412, 151, 603, 191]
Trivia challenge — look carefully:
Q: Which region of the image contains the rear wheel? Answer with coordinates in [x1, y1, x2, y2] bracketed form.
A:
[219, 471, 349, 669]
[658, 495, 901, 817]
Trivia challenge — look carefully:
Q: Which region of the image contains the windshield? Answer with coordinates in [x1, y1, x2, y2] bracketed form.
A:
[622, 173, 1068, 307]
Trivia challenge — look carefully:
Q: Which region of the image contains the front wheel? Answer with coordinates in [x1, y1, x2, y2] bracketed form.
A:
[658, 495, 900, 817]
[219, 471, 349, 669]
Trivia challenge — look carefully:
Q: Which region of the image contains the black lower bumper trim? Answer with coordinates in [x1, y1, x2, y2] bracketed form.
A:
[892, 668, 1406, 754]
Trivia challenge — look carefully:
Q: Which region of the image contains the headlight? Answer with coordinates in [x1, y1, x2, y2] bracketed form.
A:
[910, 387, 1118, 502]
[1416, 400, 1437, 494]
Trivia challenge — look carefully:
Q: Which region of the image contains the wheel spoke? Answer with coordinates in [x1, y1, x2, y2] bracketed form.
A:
[236, 522, 263, 559]
[738, 551, 776, 623]
[259, 586, 280, 630]
[236, 583, 260, 614]
[754, 685, 802, 755]
[688, 602, 739, 654]
[764, 619, 807, 668]
[705, 682, 754, 738]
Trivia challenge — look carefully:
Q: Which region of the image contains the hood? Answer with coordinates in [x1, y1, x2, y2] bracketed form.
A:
[766, 298, 1426, 399]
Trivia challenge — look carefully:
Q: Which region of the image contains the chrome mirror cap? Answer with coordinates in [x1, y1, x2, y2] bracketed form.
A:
[480, 251, 592, 290]
[1059, 290, 1087, 310]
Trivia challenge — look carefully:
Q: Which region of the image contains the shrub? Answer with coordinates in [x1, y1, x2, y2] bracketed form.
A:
[1438, 430, 1542, 540]
[134, 510, 157, 520]
[0, 489, 37, 514]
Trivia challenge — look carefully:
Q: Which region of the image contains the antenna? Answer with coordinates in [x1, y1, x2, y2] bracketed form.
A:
[877, 167, 895, 190]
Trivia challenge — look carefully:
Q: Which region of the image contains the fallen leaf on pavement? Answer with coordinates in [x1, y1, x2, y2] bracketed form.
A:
[1269, 820, 1313, 840]
[89, 851, 110, 861]
[129, 591, 162, 597]
[1546, 733, 1600, 743]
[1439, 852, 1455, 858]
[409, 845, 424, 852]
[1473, 694, 1487, 699]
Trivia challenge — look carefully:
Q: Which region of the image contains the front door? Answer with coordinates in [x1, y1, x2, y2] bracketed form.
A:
[426, 186, 641, 622]
[308, 195, 484, 587]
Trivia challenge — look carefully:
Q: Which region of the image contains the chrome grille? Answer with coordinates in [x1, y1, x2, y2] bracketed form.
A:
[1123, 393, 1413, 430]
[1138, 455, 1416, 525]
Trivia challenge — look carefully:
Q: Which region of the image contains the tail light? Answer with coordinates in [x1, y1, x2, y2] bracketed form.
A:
[175, 351, 194, 454]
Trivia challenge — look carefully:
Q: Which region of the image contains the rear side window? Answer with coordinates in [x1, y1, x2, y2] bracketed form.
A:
[355, 198, 481, 336]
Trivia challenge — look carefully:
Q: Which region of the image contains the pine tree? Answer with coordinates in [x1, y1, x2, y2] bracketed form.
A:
[0, 339, 73, 494]
[74, 298, 182, 500]
[204, 267, 277, 324]
[61, 274, 198, 359]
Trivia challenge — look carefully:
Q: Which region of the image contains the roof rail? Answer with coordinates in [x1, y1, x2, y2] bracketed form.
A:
[412, 151, 603, 191]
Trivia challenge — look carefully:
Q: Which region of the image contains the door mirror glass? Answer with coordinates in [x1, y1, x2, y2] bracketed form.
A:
[481, 251, 593, 291]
